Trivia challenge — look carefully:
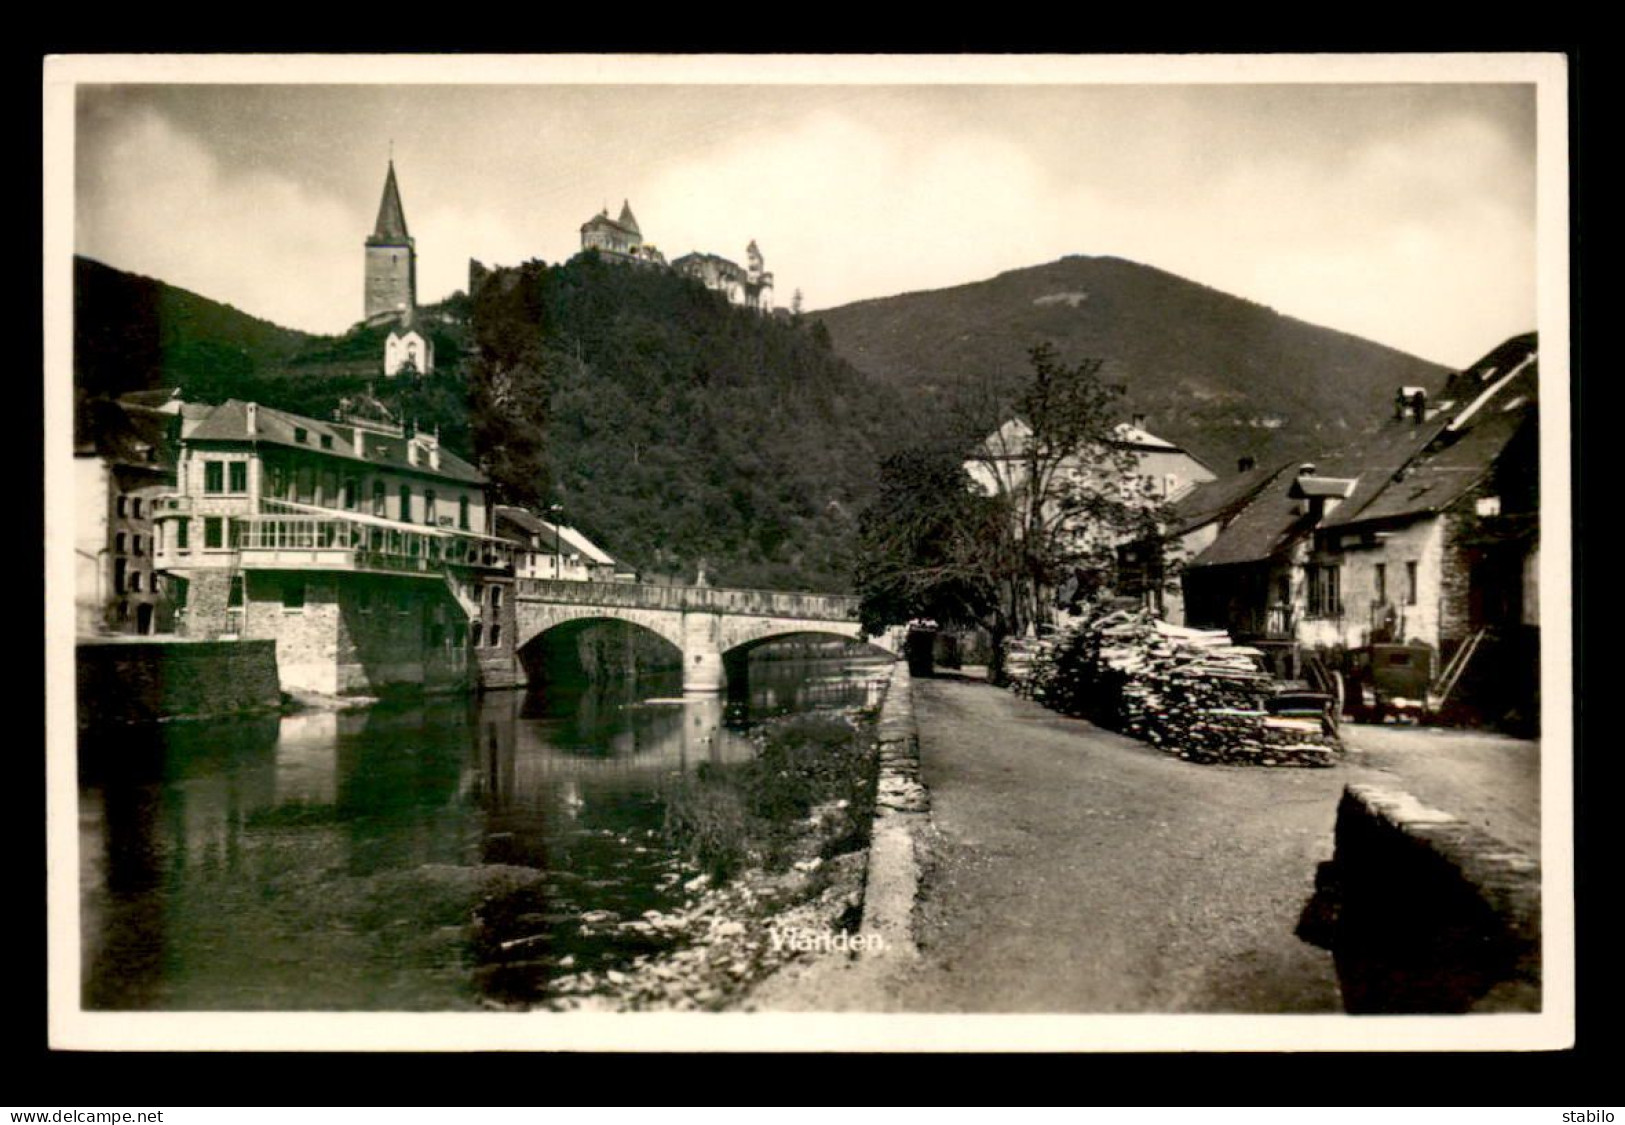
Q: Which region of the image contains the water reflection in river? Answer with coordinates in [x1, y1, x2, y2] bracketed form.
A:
[77, 656, 889, 1010]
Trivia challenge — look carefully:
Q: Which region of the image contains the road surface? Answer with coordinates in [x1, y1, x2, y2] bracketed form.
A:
[889, 673, 1356, 1013]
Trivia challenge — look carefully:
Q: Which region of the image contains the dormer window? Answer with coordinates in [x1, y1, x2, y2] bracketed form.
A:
[294, 427, 309, 444]
[320, 434, 333, 450]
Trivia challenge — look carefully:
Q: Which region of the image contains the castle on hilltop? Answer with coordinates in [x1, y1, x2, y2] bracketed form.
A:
[579, 200, 776, 313]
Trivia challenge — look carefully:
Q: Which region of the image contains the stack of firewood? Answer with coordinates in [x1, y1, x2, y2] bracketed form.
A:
[1003, 609, 1338, 767]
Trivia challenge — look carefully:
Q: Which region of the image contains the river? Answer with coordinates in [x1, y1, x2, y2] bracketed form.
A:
[76, 654, 891, 1011]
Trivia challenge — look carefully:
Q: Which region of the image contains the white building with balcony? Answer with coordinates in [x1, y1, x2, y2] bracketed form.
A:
[152, 399, 520, 695]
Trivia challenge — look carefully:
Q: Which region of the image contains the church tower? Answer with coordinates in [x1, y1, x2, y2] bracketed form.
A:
[364, 160, 417, 324]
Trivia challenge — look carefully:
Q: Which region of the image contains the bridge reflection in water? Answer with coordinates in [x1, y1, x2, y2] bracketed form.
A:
[77, 655, 890, 1010]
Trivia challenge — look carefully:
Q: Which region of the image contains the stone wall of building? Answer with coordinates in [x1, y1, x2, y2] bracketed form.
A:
[77, 637, 281, 726]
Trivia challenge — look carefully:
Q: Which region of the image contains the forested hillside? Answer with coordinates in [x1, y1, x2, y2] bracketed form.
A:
[814, 255, 1454, 471]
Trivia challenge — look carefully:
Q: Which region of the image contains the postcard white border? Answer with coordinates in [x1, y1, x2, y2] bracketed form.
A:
[44, 51, 1574, 1053]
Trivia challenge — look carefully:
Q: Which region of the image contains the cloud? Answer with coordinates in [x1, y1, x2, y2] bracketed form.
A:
[77, 107, 359, 333]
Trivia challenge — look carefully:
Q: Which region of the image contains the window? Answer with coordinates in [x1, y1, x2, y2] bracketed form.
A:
[1307, 564, 1341, 618]
[1405, 561, 1419, 606]
[294, 427, 308, 444]
[116, 496, 128, 517]
[488, 623, 502, 647]
[425, 490, 437, 525]
[176, 519, 190, 551]
[115, 532, 127, 555]
[283, 581, 306, 611]
[204, 461, 224, 493]
[1374, 562, 1387, 604]
[228, 576, 244, 607]
[229, 461, 248, 493]
[344, 478, 358, 511]
[296, 466, 314, 505]
[470, 621, 483, 648]
[489, 586, 502, 611]
[373, 480, 386, 517]
[459, 495, 470, 531]
[132, 534, 143, 557]
[132, 498, 144, 519]
[399, 484, 412, 522]
[267, 463, 286, 499]
[204, 517, 223, 549]
[113, 558, 127, 593]
[321, 471, 337, 507]
[173, 577, 188, 607]
[320, 434, 333, 450]
[130, 571, 142, 593]
[155, 523, 165, 554]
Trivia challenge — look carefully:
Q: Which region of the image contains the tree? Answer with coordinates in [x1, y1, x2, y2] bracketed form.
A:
[856, 343, 1171, 675]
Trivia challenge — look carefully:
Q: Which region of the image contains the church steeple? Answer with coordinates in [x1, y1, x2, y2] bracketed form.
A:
[617, 199, 641, 237]
[369, 160, 412, 246]
[363, 159, 417, 323]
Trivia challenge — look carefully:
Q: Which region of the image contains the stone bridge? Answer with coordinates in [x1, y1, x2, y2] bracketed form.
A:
[512, 579, 896, 691]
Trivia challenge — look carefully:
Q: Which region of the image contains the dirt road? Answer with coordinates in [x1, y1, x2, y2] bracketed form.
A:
[889, 674, 1356, 1013]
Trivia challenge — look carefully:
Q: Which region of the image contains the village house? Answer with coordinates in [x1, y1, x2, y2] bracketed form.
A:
[74, 394, 181, 636]
[151, 397, 524, 695]
[494, 505, 632, 583]
[967, 413, 1218, 613]
[383, 314, 435, 378]
[1179, 332, 1539, 724]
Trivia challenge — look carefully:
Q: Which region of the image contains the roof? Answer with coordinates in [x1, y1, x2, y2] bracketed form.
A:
[977, 416, 1200, 461]
[617, 200, 641, 236]
[75, 396, 176, 469]
[185, 400, 485, 486]
[494, 505, 618, 565]
[1170, 462, 1286, 537]
[367, 161, 411, 246]
[1187, 332, 1538, 568]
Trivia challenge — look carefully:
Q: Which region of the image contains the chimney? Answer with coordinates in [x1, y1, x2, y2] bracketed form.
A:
[1396, 386, 1428, 423]
[1410, 388, 1427, 423]
[354, 426, 366, 458]
[246, 402, 258, 436]
[1132, 412, 1147, 431]
[1238, 455, 1256, 474]
[429, 445, 440, 471]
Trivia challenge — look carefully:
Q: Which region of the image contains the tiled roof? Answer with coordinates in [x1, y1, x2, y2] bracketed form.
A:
[494, 505, 618, 564]
[1187, 333, 1538, 567]
[185, 400, 485, 485]
[1170, 462, 1286, 537]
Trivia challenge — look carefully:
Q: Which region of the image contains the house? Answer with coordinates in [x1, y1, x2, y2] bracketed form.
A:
[966, 412, 1217, 612]
[494, 506, 630, 582]
[672, 240, 775, 313]
[384, 317, 435, 377]
[151, 398, 523, 694]
[74, 395, 180, 636]
[1155, 456, 1286, 625]
[1181, 333, 1539, 720]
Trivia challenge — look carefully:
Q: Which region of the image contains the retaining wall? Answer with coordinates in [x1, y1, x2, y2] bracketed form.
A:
[1305, 783, 1541, 1013]
[77, 637, 282, 726]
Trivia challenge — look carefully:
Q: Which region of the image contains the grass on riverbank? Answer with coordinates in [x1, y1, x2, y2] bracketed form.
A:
[662, 712, 880, 884]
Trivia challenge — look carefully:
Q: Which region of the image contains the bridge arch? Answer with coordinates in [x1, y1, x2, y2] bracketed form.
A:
[513, 608, 685, 686]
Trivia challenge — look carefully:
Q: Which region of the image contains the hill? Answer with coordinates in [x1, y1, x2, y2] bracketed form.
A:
[73, 256, 315, 397]
[467, 254, 912, 591]
[812, 255, 1454, 471]
[73, 253, 909, 592]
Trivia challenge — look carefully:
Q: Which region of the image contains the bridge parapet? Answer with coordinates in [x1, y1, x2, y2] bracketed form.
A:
[514, 578, 861, 621]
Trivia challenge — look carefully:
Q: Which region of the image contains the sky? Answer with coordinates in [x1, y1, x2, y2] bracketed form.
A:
[72, 71, 1542, 368]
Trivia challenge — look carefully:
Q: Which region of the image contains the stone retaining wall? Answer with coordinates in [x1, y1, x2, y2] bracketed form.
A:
[1303, 782, 1541, 1013]
[859, 661, 928, 959]
[77, 637, 282, 726]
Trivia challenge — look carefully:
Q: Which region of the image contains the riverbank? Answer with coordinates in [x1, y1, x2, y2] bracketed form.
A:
[490, 664, 898, 1011]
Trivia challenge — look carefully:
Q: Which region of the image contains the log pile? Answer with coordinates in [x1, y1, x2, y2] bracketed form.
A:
[1004, 608, 1339, 767]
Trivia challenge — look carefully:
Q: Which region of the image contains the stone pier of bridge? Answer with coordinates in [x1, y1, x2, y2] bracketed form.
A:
[511, 578, 896, 692]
